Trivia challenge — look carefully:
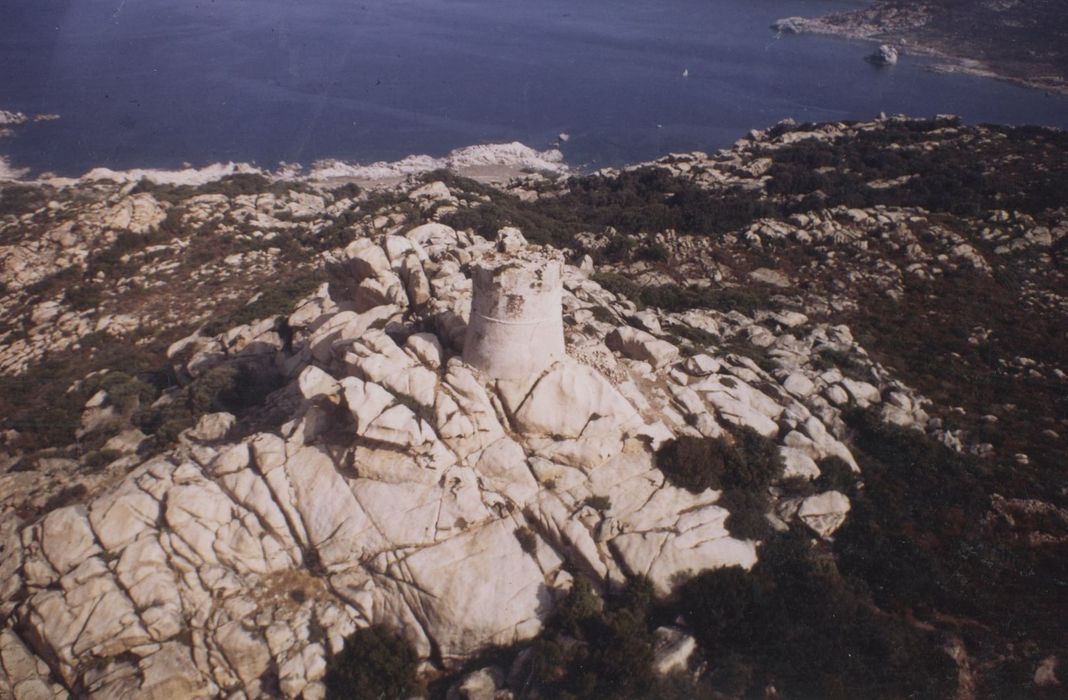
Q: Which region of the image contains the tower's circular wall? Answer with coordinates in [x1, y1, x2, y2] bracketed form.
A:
[463, 250, 565, 380]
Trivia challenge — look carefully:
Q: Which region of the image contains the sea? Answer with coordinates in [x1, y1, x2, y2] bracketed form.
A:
[2, 0, 1067, 177]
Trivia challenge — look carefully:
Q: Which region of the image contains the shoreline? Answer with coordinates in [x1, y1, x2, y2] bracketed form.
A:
[0, 141, 570, 188]
[774, 11, 1068, 97]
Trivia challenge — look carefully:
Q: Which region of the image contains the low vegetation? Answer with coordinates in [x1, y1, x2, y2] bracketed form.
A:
[834, 409, 1068, 696]
[591, 272, 779, 315]
[655, 428, 784, 539]
[674, 531, 957, 699]
[136, 361, 286, 444]
[199, 272, 319, 338]
[324, 625, 422, 700]
[764, 119, 1068, 216]
[428, 525, 958, 699]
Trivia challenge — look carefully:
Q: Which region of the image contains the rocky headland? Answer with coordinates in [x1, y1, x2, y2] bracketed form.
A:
[0, 116, 1066, 698]
[775, 0, 1068, 95]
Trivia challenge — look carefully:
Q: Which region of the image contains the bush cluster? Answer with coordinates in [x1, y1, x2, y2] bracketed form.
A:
[324, 625, 421, 700]
[440, 167, 777, 253]
[655, 428, 784, 539]
[674, 531, 957, 699]
[130, 173, 313, 204]
[0, 183, 48, 219]
[834, 409, 1067, 693]
[764, 120, 1068, 217]
[591, 272, 778, 316]
[200, 273, 319, 338]
[495, 576, 689, 700]
[136, 361, 284, 443]
[435, 528, 958, 699]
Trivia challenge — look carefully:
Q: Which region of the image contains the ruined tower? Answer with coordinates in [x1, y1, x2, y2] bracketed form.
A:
[463, 244, 565, 380]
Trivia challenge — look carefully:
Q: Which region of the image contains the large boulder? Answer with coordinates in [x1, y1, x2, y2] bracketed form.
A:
[606, 326, 679, 369]
[510, 360, 642, 439]
[798, 491, 851, 538]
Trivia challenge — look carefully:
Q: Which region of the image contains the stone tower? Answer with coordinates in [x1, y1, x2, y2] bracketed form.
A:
[463, 245, 565, 380]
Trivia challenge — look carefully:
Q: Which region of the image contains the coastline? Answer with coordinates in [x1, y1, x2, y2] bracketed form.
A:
[0, 141, 568, 188]
[774, 9, 1068, 97]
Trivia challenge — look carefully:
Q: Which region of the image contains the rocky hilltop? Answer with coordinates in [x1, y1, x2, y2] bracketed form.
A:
[775, 0, 1068, 94]
[1, 116, 1066, 698]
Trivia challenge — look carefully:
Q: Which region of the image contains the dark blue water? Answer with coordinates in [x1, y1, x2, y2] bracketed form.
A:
[2, 0, 1067, 176]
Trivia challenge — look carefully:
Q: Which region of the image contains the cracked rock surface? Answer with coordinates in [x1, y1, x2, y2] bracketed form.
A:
[0, 220, 877, 698]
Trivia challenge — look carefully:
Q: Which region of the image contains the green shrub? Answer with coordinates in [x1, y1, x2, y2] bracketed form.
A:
[521, 576, 670, 699]
[41, 484, 89, 513]
[655, 435, 730, 493]
[552, 576, 603, 638]
[674, 531, 956, 699]
[590, 272, 642, 304]
[0, 183, 48, 219]
[635, 241, 670, 263]
[718, 488, 772, 540]
[720, 427, 784, 492]
[63, 283, 104, 311]
[137, 361, 285, 444]
[84, 448, 124, 471]
[674, 566, 753, 654]
[656, 428, 782, 496]
[597, 234, 636, 263]
[664, 322, 717, 348]
[584, 495, 612, 512]
[591, 275, 777, 315]
[816, 456, 856, 493]
[514, 526, 537, 554]
[96, 371, 157, 414]
[590, 305, 616, 324]
[656, 429, 782, 540]
[763, 120, 1068, 216]
[200, 273, 319, 337]
[324, 625, 420, 700]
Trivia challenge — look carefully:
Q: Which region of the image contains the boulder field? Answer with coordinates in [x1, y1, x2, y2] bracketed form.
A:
[0, 222, 886, 699]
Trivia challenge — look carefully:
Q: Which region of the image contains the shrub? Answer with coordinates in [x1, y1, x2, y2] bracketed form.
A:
[63, 283, 104, 311]
[96, 371, 157, 414]
[635, 241, 670, 263]
[674, 566, 753, 655]
[674, 530, 957, 699]
[552, 576, 603, 638]
[816, 456, 856, 493]
[86, 448, 125, 470]
[597, 234, 636, 263]
[664, 322, 717, 348]
[514, 526, 537, 554]
[591, 275, 778, 316]
[200, 272, 320, 338]
[324, 625, 420, 700]
[656, 428, 782, 495]
[41, 484, 89, 513]
[718, 488, 773, 540]
[657, 429, 782, 540]
[87, 230, 169, 279]
[584, 495, 612, 512]
[655, 435, 730, 493]
[721, 427, 784, 492]
[0, 183, 47, 218]
[137, 361, 285, 444]
[522, 576, 670, 699]
[590, 271, 642, 304]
